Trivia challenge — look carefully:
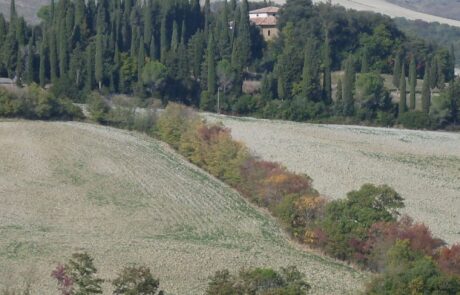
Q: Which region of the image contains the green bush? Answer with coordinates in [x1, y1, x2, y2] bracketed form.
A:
[398, 111, 433, 129]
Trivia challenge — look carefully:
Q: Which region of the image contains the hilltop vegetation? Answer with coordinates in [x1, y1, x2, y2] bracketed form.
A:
[0, 0, 458, 130]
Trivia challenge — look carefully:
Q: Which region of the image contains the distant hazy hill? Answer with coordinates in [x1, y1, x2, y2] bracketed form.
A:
[0, 0, 48, 24]
[386, 0, 460, 21]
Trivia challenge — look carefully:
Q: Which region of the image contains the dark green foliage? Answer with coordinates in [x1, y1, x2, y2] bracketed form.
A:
[0, 84, 82, 120]
[399, 64, 407, 115]
[342, 55, 355, 116]
[321, 184, 404, 260]
[392, 54, 401, 89]
[398, 111, 432, 129]
[207, 33, 217, 95]
[301, 38, 320, 101]
[355, 72, 392, 121]
[62, 252, 103, 294]
[422, 60, 431, 113]
[409, 55, 417, 110]
[366, 240, 460, 295]
[206, 266, 311, 295]
[113, 266, 164, 295]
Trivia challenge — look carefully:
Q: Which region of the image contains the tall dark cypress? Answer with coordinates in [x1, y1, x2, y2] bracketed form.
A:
[409, 55, 417, 110]
[231, 1, 251, 72]
[49, 28, 58, 83]
[323, 33, 332, 104]
[342, 55, 355, 116]
[160, 15, 168, 63]
[450, 44, 456, 82]
[144, 0, 153, 46]
[361, 47, 369, 73]
[393, 54, 401, 89]
[95, 29, 104, 90]
[301, 38, 319, 101]
[85, 43, 94, 91]
[422, 60, 432, 114]
[25, 37, 34, 84]
[399, 64, 407, 115]
[207, 33, 216, 95]
[137, 35, 145, 81]
[39, 37, 47, 87]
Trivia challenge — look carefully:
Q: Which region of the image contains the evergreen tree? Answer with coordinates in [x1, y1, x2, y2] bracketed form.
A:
[231, 1, 251, 72]
[170, 21, 179, 52]
[261, 72, 274, 100]
[392, 54, 401, 89]
[143, 1, 153, 46]
[450, 44, 456, 82]
[336, 78, 343, 101]
[39, 38, 47, 87]
[49, 28, 58, 83]
[149, 35, 157, 60]
[137, 35, 145, 81]
[95, 30, 104, 90]
[323, 33, 332, 104]
[409, 55, 417, 110]
[204, 0, 211, 36]
[361, 47, 369, 73]
[342, 55, 355, 116]
[430, 56, 438, 89]
[399, 64, 407, 115]
[160, 16, 168, 63]
[422, 61, 432, 114]
[301, 38, 320, 101]
[85, 43, 94, 91]
[207, 33, 217, 96]
[25, 38, 34, 84]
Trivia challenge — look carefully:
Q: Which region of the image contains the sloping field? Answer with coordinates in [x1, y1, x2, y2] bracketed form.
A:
[0, 121, 365, 294]
[312, 0, 460, 28]
[206, 114, 460, 244]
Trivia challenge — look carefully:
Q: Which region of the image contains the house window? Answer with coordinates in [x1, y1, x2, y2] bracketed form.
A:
[268, 30, 271, 36]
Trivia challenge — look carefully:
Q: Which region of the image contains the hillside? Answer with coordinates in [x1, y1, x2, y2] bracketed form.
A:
[386, 0, 460, 21]
[0, 0, 48, 24]
[0, 121, 365, 294]
[206, 114, 460, 244]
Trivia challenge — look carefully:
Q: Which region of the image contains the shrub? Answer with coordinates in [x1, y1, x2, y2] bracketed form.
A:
[436, 244, 460, 277]
[206, 266, 310, 295]
[398, 111, 433, 129]
[112, 266, 164, 295]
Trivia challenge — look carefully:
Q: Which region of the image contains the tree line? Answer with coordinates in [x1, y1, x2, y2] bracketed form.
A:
[0, 0, 458, 129]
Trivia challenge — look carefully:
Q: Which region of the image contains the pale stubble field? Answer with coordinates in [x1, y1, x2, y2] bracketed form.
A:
[206, 114, 460, 244]
[0, 121, 365, 294]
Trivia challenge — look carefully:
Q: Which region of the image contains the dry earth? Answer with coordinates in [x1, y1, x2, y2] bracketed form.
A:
[205, 114, 460, 244]
[0, 121, 365, 294]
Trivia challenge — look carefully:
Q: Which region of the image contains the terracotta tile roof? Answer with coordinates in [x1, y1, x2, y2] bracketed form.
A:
[250, 16, 278, 27]
[249, 6, 280, 14]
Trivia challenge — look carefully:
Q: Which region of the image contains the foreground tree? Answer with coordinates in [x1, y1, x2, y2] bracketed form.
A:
[113, 266, 164, 295]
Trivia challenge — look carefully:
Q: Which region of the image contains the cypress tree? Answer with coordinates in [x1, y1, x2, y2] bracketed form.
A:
[39, 38, 46, 87]
[49, 28, 58, 83]
[361, 47, 369, 73]
[204, 0, 211, 36]
[160, 16, 168, 63]
[430, 56, 438, 89]
[342, 55, 355, 116]
[231, 1, 251, 72]
[143, 0, 153, 46]
[171, 21, 179, 52]
[261, 72, 273, 100]
[10, 0, 17, 24]
[207, 33, 216, 95]
[301, 38, 319, 101]
[450, 44, 456, 82]
[399, 64, 407, 115]
[336, 78, 342, 101]
[393, 54, 401, 89]
[137, 35, 145, 81]
[409, 55, 417, 110]
[149, 35, 157, 60]
[25, 38, 34, 84]
[436, 57, 446, 90]
[95, 30, 104, 90]
[323, 33, 332, 104]
[85, 43, 94, 91]
[58, 17, 68, 77]
[422, 60, 431, 114]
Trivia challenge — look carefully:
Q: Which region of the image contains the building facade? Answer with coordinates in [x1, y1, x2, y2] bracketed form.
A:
[249, 7, 280, 41]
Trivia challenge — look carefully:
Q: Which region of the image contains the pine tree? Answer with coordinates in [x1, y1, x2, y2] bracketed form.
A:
[393, 54, 401, 89]
[342, 55, 355, 116]
[399, 64, 407, 115]
[207, 33, 217, 95]
[323, 33, 332, 104]
[422, 60, 431, 114]
[409, 55, 417, 110]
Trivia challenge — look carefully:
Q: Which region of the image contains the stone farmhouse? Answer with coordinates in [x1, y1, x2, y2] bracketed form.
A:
[249, 6, 280, 41]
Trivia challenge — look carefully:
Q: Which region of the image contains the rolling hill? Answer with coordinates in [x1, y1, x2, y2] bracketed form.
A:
[386, 0, 460, 21]
[206, 114, 460, 245]
[0, 121, 365, 294]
